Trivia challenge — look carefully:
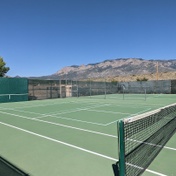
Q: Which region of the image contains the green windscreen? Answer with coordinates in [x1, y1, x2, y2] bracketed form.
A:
[0, 78, 28, 102]
[117, 103, 176, 176]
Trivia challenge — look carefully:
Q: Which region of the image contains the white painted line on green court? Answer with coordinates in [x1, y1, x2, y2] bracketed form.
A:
[43, 115, 106, 126]
[5, 102, 62, 109]
[0, 110, 115, 137]
[0, 121, 168, 176]
[44, 103, 111, 116]
[127, 138, 176, 152]
[35, 104, 112, 126]
[85, 109, 131, 115]
[146, 169, 167, 176]
[20, 103, 110, 117]
[104, 120, 119, 126]
[0, 110, 175, 152]
[0, 104, 146, 127]
[127, 108, 152, 117]
[163, 146, 176, 151]
[0, 104, 110, 126]
[0, 121, 117, 162]
[34, 118, 117, 138]
[105, 108, 152, 126]
[126, 163, 167, 176]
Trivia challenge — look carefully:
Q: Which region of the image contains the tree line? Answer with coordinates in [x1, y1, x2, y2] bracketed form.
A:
[0, 56, 10, 77]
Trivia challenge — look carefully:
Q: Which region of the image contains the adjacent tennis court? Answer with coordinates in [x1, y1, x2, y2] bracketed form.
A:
[0, 94, 175, 176]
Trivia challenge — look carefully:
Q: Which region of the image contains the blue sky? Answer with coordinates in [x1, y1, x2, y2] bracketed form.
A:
[0, 0, 176, 77]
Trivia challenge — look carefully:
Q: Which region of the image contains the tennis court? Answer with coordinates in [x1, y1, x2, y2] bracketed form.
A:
[0, 94, 175, 176]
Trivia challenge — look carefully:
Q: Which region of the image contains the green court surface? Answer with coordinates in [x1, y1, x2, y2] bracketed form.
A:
[0, 94, 175, 176]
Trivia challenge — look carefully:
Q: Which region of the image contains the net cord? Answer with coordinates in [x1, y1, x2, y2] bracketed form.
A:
[124, 103, 176, 124]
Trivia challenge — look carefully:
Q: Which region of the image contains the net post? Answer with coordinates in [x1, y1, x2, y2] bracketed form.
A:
[144, 88, 146, 101]
[59, 79, 62, 98]
[118, 120, 126, 176]
[89, 79, 91, 98]
[104, 79, 106, 99]
[77, 80, 79, 98]
[122, 86, 125, 100]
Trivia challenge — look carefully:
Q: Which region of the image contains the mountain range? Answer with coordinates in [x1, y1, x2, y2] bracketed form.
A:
[31, 58, 176, 81]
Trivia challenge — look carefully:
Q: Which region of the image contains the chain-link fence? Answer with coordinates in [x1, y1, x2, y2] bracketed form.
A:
[71, 80, 118, 97]
[120, 80, 172, 94]
[28, 79, 61, 100]
[0, 78, 175, 102]
[171, 80, 176, 93]
[28, 79, 176, 100]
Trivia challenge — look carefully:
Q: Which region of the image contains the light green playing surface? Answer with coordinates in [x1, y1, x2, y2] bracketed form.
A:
[0, 94, 175, 176]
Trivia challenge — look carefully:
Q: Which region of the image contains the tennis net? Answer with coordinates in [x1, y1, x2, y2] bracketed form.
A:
[116, 103, 176, 176]
[0, 93, 28, 102]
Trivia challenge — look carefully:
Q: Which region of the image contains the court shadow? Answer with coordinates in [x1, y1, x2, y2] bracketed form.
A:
[112, 162, 119, 176]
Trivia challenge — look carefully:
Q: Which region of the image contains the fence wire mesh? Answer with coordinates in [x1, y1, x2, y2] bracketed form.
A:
[27, 79, 176, 100]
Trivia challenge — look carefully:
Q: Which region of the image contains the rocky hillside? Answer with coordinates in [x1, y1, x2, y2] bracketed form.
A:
[34, 58, 176, 81]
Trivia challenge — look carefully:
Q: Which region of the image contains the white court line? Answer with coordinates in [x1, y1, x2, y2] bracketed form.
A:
[35, 104, 149, 126]
[0, 110, 175, 152]
[7, 103, 111, 117]
[0, 121, 116, 161]
[127, 138, 176, 151]
[0, 110, 115, 137]
[0, 104, 145, 126]
[0, 104, 111, 125]
[104, 108, 152, 126]
[41, 114, 106, 126]
[164, 146, 176, 151]
[0, 107, 47, 119]
[3, 101, 75, 110]
[72, 98, 165, 107]
[33, 118, 116, 138]
[2, 103, 119, 126]
[0, 121, 168, 176]
[42, 103, 111, 116]
[146, 169, 167, 176]
[4, 98, 114, 111]
[85, 109, 131, 115]
[126, 162, 167, 176]
[33, 104, 112, 126]
[125, 108, 152, 118]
